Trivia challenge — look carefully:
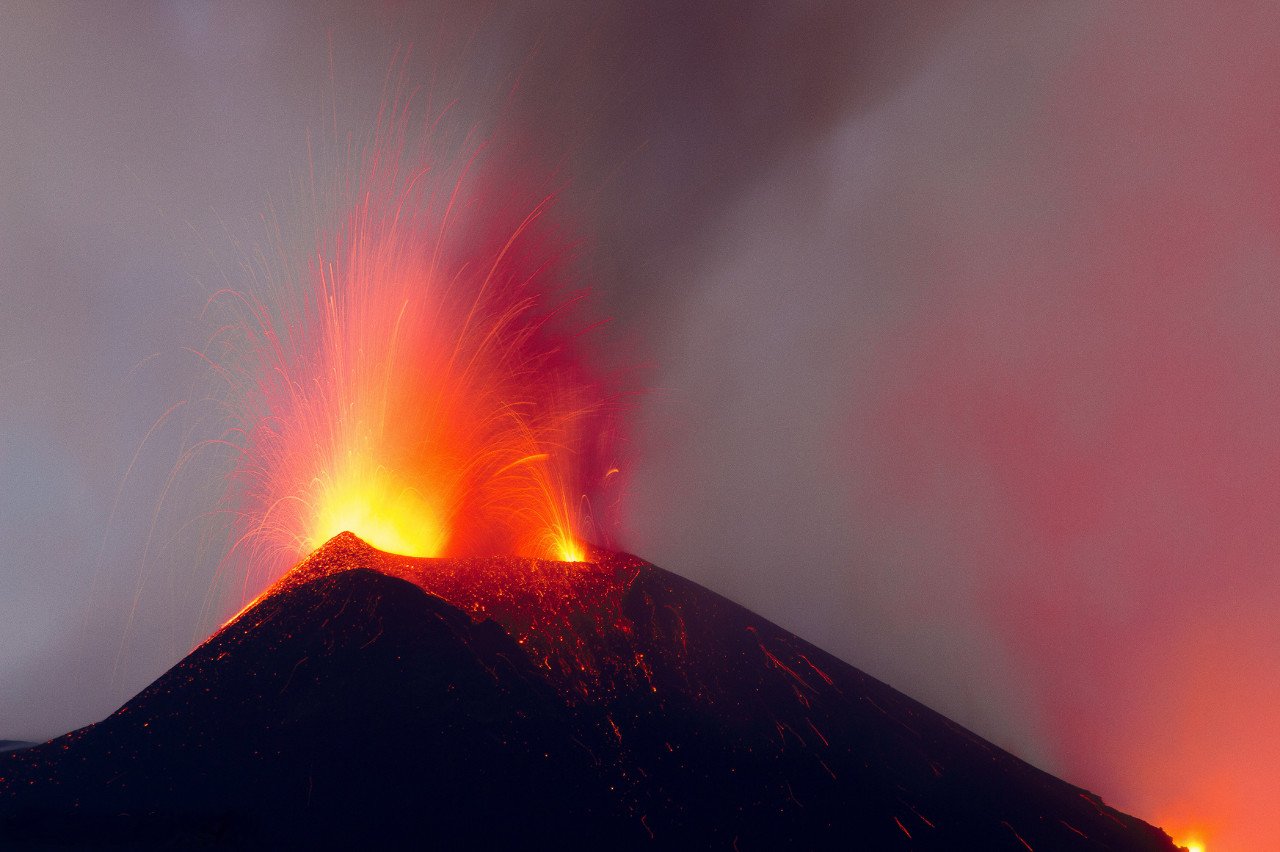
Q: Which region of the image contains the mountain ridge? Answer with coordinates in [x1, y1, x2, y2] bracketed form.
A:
[0, 534, 1180, 849]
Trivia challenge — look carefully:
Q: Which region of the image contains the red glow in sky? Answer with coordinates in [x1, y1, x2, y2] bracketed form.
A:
[855, 5, 1280, 848]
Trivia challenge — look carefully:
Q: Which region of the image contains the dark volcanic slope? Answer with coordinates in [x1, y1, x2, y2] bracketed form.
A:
[0, 536, 1179, 850]
[0, 570, 633, 848]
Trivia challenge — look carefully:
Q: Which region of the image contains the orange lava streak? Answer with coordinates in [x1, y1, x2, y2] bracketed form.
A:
[211, 98, 618, 583]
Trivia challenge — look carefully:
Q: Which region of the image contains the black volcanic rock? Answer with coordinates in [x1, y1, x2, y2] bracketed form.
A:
[0, 570, 634, 848]
[610, 568, 1175, 850]
[0, 539, 1179, 850]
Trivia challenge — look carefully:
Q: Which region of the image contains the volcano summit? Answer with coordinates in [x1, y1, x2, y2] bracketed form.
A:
[0, 534, 1178, 849]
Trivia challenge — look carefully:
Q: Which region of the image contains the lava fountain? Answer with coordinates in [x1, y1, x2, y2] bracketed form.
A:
[202, 91, 619, 594]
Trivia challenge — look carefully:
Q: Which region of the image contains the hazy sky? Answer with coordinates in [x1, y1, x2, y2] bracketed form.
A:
[3, 2, 1277, 848]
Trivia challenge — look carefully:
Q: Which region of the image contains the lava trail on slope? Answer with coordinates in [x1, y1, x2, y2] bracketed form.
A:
[0, 534, 1180, 849]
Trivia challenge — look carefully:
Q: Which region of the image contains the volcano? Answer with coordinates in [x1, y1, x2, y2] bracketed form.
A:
[0, 534, 1178, 849]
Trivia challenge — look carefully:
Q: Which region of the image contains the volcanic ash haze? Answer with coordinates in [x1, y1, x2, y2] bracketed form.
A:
[5, 3, 1279, 850]
[0, 533, 1180, 850]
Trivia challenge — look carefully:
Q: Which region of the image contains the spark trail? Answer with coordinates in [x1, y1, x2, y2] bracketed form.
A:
[202, 91, 620, 597]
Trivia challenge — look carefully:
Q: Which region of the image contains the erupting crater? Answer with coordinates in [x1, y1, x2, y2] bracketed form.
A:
[226, 531, 649, 701]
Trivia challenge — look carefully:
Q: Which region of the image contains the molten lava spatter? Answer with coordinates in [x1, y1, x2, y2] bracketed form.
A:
[207, 96, 620, 587]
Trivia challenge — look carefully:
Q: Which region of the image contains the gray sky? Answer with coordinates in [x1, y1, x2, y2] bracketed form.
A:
[3, 2, 1276, 847]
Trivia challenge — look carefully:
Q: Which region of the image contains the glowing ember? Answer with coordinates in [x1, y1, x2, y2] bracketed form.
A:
[205, 97, 619, 583]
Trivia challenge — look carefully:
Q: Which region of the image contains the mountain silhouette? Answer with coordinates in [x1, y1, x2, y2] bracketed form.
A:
[0, 533, 1179, 849]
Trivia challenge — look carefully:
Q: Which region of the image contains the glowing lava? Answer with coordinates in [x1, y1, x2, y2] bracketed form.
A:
[307, 467, 446, 558]
[206, 96, 619, 581]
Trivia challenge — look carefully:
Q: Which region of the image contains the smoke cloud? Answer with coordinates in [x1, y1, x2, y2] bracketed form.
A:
[2, 2, 1276, 847]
